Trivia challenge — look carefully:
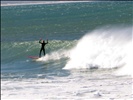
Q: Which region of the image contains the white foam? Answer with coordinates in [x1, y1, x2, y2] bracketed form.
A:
[36, 50, 69, 62]
[1, 74, 132, 99]
[116, 42, 133, 76]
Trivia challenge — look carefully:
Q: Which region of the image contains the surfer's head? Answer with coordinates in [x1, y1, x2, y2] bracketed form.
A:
[43, 40, 45, 43]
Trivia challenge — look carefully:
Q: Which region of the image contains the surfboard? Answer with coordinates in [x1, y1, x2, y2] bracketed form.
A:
[28, 56, 39, 59]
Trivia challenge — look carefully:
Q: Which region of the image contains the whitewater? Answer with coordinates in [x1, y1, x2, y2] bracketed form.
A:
[64, 26, 133, 76]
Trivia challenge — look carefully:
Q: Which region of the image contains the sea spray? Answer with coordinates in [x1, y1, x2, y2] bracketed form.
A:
[63, 26, 132, 75]
[36, 50, 70, 62]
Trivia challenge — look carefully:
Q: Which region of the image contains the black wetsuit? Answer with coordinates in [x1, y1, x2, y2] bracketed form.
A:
[39, 40, 48, 57]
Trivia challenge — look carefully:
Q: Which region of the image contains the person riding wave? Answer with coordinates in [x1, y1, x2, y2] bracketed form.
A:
[39, 38, 48, 58]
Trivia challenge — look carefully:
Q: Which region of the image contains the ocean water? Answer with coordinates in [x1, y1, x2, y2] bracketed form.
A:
[1, 1, 133, 99]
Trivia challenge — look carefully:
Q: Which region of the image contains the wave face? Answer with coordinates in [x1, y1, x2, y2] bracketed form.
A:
[1, 40, 76, 75]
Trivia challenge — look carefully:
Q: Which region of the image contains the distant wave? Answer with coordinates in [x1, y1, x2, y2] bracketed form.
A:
[1, 1, 90, 7]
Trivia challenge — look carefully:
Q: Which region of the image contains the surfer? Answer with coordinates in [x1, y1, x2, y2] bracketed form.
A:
[39, 38, 48, 58]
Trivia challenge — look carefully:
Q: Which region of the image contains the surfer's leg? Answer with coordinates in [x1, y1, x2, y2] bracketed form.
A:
[43, 49, 45, 56]
[39, 49, 42, 58]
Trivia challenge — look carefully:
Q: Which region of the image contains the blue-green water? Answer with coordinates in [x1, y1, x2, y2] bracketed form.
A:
[1, 1, 133, 99]
[1, 2, 132, 41]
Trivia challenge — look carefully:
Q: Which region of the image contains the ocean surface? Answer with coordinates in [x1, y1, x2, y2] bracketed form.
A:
[1, 1, 133, 99]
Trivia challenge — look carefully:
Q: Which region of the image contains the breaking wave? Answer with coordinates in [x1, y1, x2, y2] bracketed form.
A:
[63, 26, 133, 75]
